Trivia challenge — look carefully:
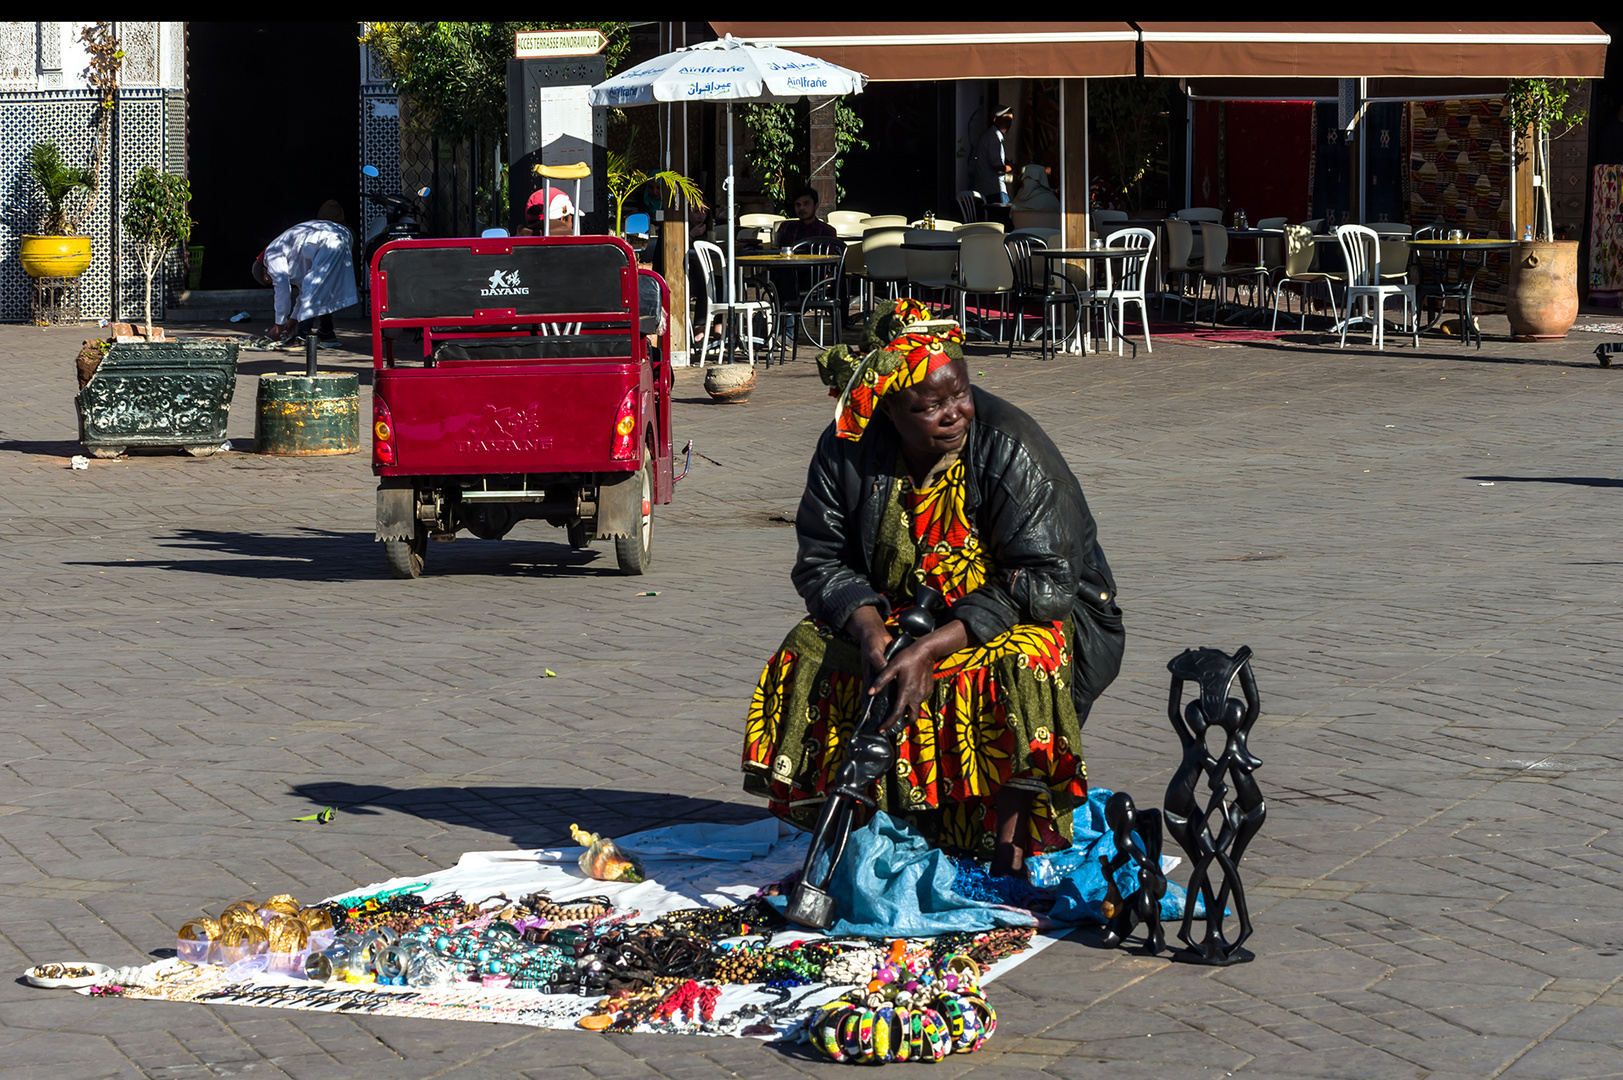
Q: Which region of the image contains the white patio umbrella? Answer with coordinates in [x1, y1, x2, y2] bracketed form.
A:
[589, 34, 867, 305]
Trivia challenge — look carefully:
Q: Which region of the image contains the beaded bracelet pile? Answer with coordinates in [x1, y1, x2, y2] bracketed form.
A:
[808, 943, 998, 1064]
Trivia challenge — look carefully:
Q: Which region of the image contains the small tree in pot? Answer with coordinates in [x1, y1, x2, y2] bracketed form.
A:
[122, 167, 193, 338]
[1505, 79, 1587, 241]
[1503, 79, 1588, 341]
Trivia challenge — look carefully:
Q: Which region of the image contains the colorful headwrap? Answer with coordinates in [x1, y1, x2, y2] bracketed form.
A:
[817, 299, 966, 441]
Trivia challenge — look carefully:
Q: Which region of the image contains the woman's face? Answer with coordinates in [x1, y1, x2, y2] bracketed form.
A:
[882, 358, 975, 458]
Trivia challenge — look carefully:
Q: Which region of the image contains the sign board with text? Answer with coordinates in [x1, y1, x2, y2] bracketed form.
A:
[506, 56, 607, 234]
[515, 30, 607, 59]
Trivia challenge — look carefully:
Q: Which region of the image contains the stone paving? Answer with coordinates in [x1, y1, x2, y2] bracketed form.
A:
[2, 309, 1623, 1079]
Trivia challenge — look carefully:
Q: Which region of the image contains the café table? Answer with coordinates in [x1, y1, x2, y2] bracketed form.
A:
[736, 253, 845, 362]
[1038, 247, 1141, 357]
[1407, 239, 1515, 349]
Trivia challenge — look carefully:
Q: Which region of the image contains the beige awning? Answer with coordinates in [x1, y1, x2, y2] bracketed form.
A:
[707, 23, 1139, 80]
[1139, 22, 1609, 80]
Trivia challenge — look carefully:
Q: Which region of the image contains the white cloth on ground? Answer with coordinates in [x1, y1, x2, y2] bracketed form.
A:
[264, 220, 358, 324]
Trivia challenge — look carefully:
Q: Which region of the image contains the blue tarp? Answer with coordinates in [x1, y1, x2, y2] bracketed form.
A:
[1031, 788, 1198, 924]
[768, 812, 1037, 937]
[768, 791, 1200, 937]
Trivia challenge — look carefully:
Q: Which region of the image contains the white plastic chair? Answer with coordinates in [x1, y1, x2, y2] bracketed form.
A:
[692, 240, 773, 364]
[1335, 225, 1417, 351]
[954, 222, 1005, 237]
[1102, 228, 1155, 355]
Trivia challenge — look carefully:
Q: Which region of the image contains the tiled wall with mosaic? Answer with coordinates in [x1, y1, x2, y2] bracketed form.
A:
[1, 22, 185, 323]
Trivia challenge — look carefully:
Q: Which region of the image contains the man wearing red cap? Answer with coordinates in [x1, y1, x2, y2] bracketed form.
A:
[519, 187, 575, 237]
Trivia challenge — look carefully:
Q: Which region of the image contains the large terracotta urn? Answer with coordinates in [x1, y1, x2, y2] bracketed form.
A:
[20, 234, 92, 278]
[1506, 240, 1579, 341]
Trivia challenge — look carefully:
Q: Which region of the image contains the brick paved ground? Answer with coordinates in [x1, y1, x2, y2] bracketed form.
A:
[2, 309, 1622, 1079]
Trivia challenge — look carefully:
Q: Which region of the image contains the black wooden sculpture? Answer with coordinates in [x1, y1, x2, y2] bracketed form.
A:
[1097, 791, 1167, 953]
[1163, 646, 1265, 965]
[784, 586, 941, 930]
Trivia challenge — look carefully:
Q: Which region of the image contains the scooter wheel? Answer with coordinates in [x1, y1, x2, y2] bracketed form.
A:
[614, 453, 653, 576]
[385, 522, 427, 579]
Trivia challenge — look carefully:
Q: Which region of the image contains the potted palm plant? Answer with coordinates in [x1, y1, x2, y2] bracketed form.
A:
[605, 146, 705, 240]
[1504, 79, 1587, 341]
[75, 166, 237, 459]
[20, 141, 94, 278]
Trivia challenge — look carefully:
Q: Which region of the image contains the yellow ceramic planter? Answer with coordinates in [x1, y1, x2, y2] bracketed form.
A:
[20, 235, 92, 279]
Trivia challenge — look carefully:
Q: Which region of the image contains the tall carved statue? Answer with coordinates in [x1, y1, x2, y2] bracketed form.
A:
[1163, 646, 1265, 965]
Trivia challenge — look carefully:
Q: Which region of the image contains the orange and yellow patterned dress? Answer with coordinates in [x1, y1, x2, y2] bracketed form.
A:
[743, 452, 1087, 858]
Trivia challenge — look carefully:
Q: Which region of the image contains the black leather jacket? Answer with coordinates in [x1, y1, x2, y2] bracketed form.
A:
[792, 386, 1125, 714]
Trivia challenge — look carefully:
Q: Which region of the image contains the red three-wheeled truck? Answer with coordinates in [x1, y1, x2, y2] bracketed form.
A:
[369, 234, 683, 578]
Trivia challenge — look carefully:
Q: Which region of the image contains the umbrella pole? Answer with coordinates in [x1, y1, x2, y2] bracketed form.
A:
[726, 101, 736, 306]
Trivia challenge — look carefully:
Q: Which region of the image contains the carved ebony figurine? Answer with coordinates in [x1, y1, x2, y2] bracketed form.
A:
[1163, 646, 1265, 965]
[1097, 791, 1167, 953]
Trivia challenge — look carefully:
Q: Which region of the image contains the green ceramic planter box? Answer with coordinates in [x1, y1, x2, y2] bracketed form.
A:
[76, 340, 239, 457]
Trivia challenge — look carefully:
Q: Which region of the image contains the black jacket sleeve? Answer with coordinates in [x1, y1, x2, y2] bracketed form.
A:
[790, 424, 892, 630]
[950, 432, 1095, 645]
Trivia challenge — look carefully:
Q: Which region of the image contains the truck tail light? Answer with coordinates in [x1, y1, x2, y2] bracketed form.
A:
[610, 387, 638, 460]
[373, 395, 396, 466]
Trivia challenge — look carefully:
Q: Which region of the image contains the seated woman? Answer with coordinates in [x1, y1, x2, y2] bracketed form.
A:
[743, 299, 1125, 877]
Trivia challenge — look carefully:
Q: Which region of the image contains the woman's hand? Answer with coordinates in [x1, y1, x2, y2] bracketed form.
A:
[870, 620, 969, 732]
[845, 605, 894, 682]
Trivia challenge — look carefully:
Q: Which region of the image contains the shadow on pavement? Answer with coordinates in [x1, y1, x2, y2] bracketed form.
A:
[290, 781, 767, 849]
[0, 438, 88, 457]
[1467, 474, 1623, 488]
[65, 526, 618, 581]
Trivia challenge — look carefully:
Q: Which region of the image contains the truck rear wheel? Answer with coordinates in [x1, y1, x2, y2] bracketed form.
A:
[614, 454, 653, 576]
[385, 521, 428, 579]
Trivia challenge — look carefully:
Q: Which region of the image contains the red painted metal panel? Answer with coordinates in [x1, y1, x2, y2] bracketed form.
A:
[374, 363, 643, 477]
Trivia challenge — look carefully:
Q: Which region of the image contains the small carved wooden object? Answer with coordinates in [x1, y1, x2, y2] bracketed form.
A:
[1163, 646, 1265, 966]
[1097, 790, 1167, 954]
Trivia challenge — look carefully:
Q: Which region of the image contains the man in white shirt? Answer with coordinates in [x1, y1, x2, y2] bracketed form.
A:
[973, 107, 1015, 205]
[253, 204, 358, 345]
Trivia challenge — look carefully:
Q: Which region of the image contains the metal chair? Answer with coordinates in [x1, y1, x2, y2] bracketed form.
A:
[1336, 224, 1417, 351]
[957, 190, 986, 222]
[1004, 235, 1076, 360]
[788, 237, 848, 362]
[1411, 225, 1485, 348]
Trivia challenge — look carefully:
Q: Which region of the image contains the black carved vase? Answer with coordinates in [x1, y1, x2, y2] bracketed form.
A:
[75, 340, 239, 458]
